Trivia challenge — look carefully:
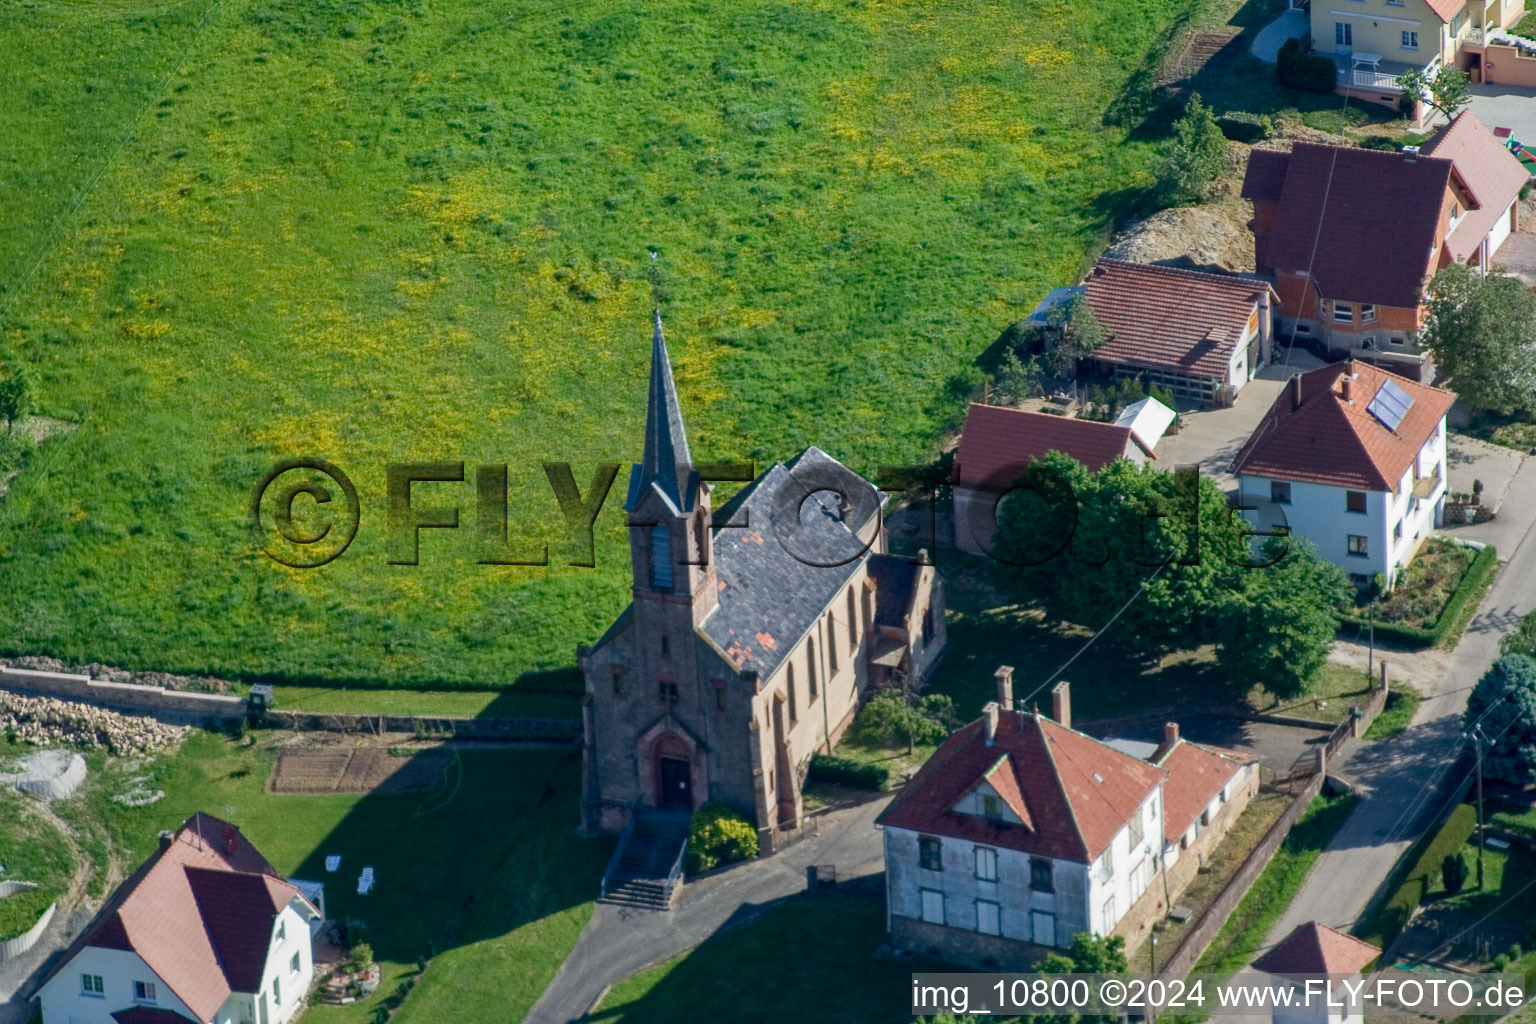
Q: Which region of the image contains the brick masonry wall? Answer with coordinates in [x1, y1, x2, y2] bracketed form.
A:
[891, 912, 1045, 970]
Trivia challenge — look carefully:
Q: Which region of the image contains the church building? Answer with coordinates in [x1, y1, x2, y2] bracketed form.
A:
[578, 313, 947, 850]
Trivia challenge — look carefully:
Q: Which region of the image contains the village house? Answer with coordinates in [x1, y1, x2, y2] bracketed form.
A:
[950, 402, 1170, 557]
[34, 813, 321, 1024]
[1254, 922, 1382, 1024]
[1311, 0, 1526, 101]
[1078, 259, 1280, 406]
[1242, 113, 1527, 380]
[578, 313, 947, 864]
[1231, 361, 1455, 588]
[877, 671, 1256, 967]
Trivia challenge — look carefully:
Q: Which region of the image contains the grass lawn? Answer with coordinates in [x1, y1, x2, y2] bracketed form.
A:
[0, 785, 76, 941]
[1363, 686, 1420, 741]
[1431, 844, 1536, 926]
[594, 892, 952, 1023]
[1193, 792, 1360, 974]
[44, 729, 610, 1024]
[1490, 798, 1536, 839]
[0, 0, 1200, 692]
[235, 682, 581, 719]
[1356, 803, 1477, 950]
[1508, 10, 1536, 40]
[1249, 662, 1374, 724]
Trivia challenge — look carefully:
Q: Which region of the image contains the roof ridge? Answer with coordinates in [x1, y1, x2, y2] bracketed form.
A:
[1093, 257, 1270, 292]
[1031, 714, 1092, 861]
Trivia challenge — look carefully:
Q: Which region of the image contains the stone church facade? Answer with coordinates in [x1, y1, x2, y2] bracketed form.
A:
[578, 313, 947, 849]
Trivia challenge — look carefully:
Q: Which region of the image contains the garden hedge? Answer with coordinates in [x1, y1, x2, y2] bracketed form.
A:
[807, 753, 889, 791]
[1277, 39, 1339, 94]
[1338, 544, 1497, 649]
[1218, 111, 1275, 143]
[686, 801, 759, 874]
[1358, 803, 1477, 950]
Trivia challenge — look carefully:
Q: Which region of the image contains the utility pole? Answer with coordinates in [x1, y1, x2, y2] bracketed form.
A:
[1368, 602, 1375, 683]
[1473, 723, 1487, 890]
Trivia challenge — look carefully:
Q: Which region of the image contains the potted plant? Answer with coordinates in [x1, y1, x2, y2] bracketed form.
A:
[1472, 479, 1484, 505]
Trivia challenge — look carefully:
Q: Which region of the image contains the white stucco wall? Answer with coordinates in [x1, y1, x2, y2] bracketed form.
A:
[39, 948, 200, 1024]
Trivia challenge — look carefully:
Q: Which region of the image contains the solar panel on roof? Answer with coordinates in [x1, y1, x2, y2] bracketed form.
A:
[1367, 378, 1414, 431]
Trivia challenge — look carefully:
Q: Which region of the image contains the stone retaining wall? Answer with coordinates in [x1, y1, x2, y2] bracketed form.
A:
[0, 667, 244, 717]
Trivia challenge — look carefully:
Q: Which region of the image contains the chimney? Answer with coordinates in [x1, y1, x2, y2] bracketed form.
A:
[1290, 373, 1303, 411]
[158, 830, 175, 851]
[1341, 376, 1353, 403]
[1051, 680, 1071, 730]
[224, 824, 238, 855]
[984, 701, 1000, 746]
[1258, 291, 1273, 357]
[995, 665, 1015, 710]
[1165, 722, 1180, 748]
[1402, 144, 1420, 163]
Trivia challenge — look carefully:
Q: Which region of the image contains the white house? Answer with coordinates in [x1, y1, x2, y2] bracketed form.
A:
[1231, 361, 1455, 588]
[34, 813, 322, 1024]
[1253, 921, 1382, 1024]
[877, 671, 1255, 967]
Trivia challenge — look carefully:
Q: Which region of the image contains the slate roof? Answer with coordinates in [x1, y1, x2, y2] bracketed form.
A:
[625, 311, 697, 515]
[866, 553, 919, 628]
[1082, 259, 1273, 380]
[1255, 921, 1381, 977]
[953, 403, 1147, 489]
[877, 709, 1166, 863]
[1230, 361, 1455, 492]
[1156, 739, 1255, 843]
[1241, 143, 1456, 308]
[1421, 111, 1530, 263]
[36, 813, 310, 1022]
[701, 446, 883, 676]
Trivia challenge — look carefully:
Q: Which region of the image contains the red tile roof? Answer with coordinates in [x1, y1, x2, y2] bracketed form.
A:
[1156, 739, 1255, 843]
[1243, 148, 1290, 203]
[877, 709, 1165, 863]
[1230, 361, 1455, 493]
[954, 403, 1147, 488]
[1242, 143, 1454, 308]
[1422, 0, 1468, 21]
[1422, 111, 1530, 263]
[1082, 259, 1273, 380]
[1255, 921, 1381, 976]
[39, 813, 307, 1022]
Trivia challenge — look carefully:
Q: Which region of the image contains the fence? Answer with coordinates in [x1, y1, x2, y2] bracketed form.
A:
[259, 710, 581, 742]
[0, 882, 56, 962]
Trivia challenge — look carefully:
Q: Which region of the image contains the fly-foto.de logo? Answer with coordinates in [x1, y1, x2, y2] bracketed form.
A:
[250, 458, 1296, 570]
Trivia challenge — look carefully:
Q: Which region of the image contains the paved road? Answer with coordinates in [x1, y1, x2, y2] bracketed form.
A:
[1252, 455, 1536, 958]
[524, 795, 890, 1024]
[1251, 9, 1308, 63]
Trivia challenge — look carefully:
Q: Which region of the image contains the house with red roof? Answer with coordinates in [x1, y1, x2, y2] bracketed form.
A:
[34, 813, 321, 1024]
[951, 402, 1160, 557]
[1231, 361, 1455, 588]
[1079, 259, 1279, 407]
[1241, 114, 1526, 381]
[1254, 922, 1381, 1024]
[877, 672, 1257, 967]
[1310, 0, 1525, 92]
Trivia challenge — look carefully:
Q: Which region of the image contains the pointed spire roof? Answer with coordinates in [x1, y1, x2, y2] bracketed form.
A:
[626, 310, 696, 513]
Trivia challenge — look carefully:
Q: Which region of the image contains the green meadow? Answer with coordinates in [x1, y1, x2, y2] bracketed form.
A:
[1, 0, 1196, 689]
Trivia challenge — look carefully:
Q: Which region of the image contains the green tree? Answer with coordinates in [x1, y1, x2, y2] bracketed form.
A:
[1463, 654, 1536, 787]
[1216, 537, 1352, 699]
[1500, 609, 1536, 660]
[854, 690, 956, 753]
[0, 365, 33, 436]
[1153, 93, 1226, 207]
[1442, 851, 1467, 894]
[1421, 266, 1536, 414]
[990, 454, 1251, 654]
[1043, 296, 1110, 374]
[1025, 934, 1128, 1024]
[1398, 65, 1472, 122]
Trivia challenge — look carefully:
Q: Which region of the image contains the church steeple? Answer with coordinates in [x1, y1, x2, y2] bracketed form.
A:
[627, 310, 696, 513]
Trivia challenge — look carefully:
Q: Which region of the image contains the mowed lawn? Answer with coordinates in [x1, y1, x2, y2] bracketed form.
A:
[0, 0, 1195, 690]
[42, 731, 611, 1024]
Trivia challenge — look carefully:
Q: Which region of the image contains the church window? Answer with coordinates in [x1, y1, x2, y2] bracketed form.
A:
[787, 666, 798, 723]
[922, 603, 935, 643]
[714, 680, 726, 711]
[847, 589, 857, 651]
[660, 632, 670, 657]
[827, 619, 838, 675]
[650, 524, 673, 588]
[807, 638, 818, 699]
[659, 680, 679, 706]
[693, 510, 708, 566]
[611, 666, 626, 697]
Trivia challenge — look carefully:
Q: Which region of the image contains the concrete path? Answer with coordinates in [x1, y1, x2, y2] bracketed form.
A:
[1251, 455, 1536, 959]
[525, 795, 891, 1024]
[1251, 9, 1308, 63]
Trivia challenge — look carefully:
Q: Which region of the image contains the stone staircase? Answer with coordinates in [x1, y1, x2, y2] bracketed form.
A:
[598, 809, 690, 911]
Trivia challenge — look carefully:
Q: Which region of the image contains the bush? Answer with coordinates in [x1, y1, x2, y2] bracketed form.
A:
[686, 801, 759, 874]
[1442, 851, 1467, 894]
[348, 941, 374, 972]
[1218, 111, 1275, 143]
[1277, 39, 1338, 94]
[807, 753, 889, 791]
